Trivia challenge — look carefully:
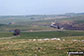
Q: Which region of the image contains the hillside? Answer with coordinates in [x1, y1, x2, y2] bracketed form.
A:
[0, 14, 84, 32]
[0, 31, 84, 56]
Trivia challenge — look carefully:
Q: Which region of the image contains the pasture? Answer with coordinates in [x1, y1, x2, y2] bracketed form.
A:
[0, 31, 84, 56]
[0, 15, 84, 56]
[0, 31, 84, 39]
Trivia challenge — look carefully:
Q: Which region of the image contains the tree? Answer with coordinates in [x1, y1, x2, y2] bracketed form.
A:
[13, 29, 20, 36]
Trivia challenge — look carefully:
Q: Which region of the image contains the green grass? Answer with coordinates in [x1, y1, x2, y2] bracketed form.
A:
[1, 31, 84, 39]
[17, 31, 84, 39]
[0, 39, 84, 56]
[0, 15, 84, 56]
[0, 32, 13, 38]
[0, 31, 84, 56]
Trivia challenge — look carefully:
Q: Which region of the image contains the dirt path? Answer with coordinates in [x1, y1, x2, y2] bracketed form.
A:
[0, 36, 17, 40]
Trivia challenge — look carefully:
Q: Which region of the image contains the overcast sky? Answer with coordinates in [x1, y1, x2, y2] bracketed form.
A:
[0, 0, 84, 15]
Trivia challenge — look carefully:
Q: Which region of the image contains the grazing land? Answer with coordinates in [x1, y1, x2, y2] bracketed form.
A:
[0, 14, 84, 56]
[0, 31, 84, 39]
[0, 38, 84, 56]
[0, 31, 84, 56]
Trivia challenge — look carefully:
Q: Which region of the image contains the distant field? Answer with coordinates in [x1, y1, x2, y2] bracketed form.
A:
[0, 15, 84, 32]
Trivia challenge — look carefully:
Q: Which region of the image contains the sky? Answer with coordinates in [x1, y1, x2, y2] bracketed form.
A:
[0, 0, 84, 15]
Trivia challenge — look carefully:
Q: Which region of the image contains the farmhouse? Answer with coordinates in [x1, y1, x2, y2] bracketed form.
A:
[50, 22, 63, 29]
[50, 21, 84, 30]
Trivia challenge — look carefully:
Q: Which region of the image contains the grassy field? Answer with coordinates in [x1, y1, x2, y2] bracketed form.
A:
[0, 31, 84, 56]
[0, 15, 84, 56]
[1, 31, 84, 39]
[0, 36, 84, 56]
[0, 15, 84, 32]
